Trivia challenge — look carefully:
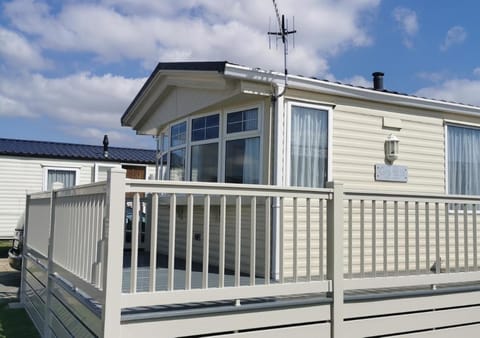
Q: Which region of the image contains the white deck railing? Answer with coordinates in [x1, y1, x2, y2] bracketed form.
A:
[22, 169, 480, 337]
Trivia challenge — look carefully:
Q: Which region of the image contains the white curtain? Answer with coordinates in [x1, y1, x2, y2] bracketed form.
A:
[47, 170, 76, 190]
[243, 137, 260, 184]
[448, 125, 480, 195]
[290, 106, 328, 188]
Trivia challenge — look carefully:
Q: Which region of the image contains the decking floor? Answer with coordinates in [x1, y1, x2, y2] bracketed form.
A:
[122, 250, 267, 292]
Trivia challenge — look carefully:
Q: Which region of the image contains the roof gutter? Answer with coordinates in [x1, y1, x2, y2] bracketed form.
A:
[224, 63, 480, 117]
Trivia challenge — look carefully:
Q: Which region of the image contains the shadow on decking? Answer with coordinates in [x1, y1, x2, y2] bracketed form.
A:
[122, 250, 266, 293]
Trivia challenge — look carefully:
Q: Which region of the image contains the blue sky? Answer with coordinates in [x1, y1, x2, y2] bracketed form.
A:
[1, 0, 480, 149]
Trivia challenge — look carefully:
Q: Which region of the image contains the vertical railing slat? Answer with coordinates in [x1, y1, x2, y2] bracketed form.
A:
[464, 204, 468, 272]
[383, 200, 387, 276]
[425, 202, 430, 273]
[454, 204, 459, 272]
[348, 199, 352, 278]
[404, 202, 409, 273]
[149, 193, 158, 292]
[306, 198, 311, 282]
[415, 201, 420, 273]
[360, 200, 364, 277]
[185, 194, 194, 290]
[167, 194, 176, 291]
[319, 199, 324, 280]
[264, 197, 271, 284]
[219, 195, 226, 288]
[235, 196, 242, 287]
[130, 193, 140, 293]
[473, 204, 478, 271]
[394, 201, 399, 275]
[372, 200, 376, 277]
[435, 203, 440, 274]
[202, 195, 210, 289]
[445, 203, 450, 273]
[293, 197, 298, 282]
[279, 197, 284, 283]
[250, 196, 256, 286]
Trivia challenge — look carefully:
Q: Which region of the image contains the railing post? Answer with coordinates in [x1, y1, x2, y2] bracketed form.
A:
[45, 182, 64, 338]
[326, 181, 344, 338]
[102, 168, 126, 338]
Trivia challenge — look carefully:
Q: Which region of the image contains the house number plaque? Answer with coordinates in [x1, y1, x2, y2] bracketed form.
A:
[375, 164, 408, 183]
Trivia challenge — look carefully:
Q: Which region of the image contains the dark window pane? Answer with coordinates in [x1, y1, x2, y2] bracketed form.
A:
[206, 114, 219, 126]
[227, 111, 242, 123]
[191, 143, 218, 182]
[171, 122, 186, 147]
[227, 108, 258, 134]
[192, 117, 205, 130]
[170, 148, 185, 181]
[225, 137, 260, 184]
[191, 129, 205, 142]
[191, 114, 219, 141]
[206, 126, 219, 139]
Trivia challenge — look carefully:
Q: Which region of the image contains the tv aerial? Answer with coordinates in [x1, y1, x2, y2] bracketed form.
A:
[268, 0, 297, 98]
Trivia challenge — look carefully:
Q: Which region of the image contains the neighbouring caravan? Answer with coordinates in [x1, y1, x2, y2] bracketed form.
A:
[0, 137, 156, 238]
[121, 61, 480, 275]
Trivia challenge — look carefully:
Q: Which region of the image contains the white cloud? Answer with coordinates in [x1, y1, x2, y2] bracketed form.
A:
[0, 71, 147, 144]
[4, 0, 380, 77]
[416, 71, 448, 83]
[340, 75, 371, 88]
[393, 7, 418, 48]
[0, 0, 381, 146]
[416, 78, 480, 106]
[441, 26, 466, 51]
[0, 26, 48, 70]
[473, 68, 480, 77]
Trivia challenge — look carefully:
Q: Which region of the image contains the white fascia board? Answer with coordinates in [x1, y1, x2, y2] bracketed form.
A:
[224, 63, 480, 117]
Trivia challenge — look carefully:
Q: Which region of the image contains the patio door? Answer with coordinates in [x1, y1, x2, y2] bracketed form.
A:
[122, 165, 147, 250]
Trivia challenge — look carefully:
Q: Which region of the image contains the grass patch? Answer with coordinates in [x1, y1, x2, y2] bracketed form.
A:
[0, 240, 11, 259]
[0, 301, 40, 338]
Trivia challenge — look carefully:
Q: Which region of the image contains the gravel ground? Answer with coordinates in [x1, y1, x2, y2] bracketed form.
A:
[0, 258, 20, 301]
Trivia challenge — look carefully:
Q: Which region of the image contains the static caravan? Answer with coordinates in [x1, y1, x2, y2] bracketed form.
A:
[121, 61, 480, 277]
[0, 137, 156, 238]
[21, 62, 480, 337]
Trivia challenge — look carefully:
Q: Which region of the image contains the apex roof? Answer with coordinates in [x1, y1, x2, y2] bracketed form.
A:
[0, 138, 155, 164]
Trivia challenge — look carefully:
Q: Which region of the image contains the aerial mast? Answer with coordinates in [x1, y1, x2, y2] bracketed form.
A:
[268, 0, 297, 98]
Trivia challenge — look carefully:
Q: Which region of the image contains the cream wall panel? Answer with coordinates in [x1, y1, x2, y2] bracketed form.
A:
[0, 156, 154, 238]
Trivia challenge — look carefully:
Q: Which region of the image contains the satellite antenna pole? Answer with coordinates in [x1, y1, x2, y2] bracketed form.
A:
[268, 0, 296, 98]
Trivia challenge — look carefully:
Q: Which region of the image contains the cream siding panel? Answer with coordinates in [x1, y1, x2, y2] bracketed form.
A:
[0, 156, 155, 238]
[332, 105, 445, 194]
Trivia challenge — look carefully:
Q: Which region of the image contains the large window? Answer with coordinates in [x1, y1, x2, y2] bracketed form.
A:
[190, 113, 220, 182]
[157, 106, 261, 184]
[169, 121, 187, 181]
[44, 168, 78, 191]
[447, 124, 480, 195]
[289, 104, 329, 188]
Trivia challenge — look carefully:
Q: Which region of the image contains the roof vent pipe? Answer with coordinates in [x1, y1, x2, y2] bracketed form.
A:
[372, 72, 384, 90]
[103, 134, 109, 158]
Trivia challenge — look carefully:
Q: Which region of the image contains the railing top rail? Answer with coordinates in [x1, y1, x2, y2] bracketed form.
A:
[55, 181, 108, 198]
[125, 179, 334, 199]
[28, 191, 52, 200]
[28, 181, 108, 200]
[345, 190, 480, 203]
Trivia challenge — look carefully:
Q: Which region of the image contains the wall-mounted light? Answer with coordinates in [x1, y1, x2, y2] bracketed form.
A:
[385, 134, 399, 164]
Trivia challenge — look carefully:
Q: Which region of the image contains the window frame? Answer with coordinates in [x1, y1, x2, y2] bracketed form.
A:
[445, 122, 480, 196]
[285, 101, 333, 188]
[157, 104, 263, 184]
[42, 166, 80, 191]
[169, 119, 188, 181]
[222, 105, 263, 183]
[190, 111, 221, 182]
